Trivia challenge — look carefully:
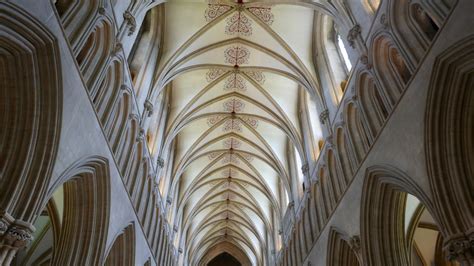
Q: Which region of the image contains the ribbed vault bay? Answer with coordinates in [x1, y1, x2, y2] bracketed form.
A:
[151, 1, 328, 265]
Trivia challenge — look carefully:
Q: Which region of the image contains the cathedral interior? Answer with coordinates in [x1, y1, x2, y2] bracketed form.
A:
[0, 0, 473, 265]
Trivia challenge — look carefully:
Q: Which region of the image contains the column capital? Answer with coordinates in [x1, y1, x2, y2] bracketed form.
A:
[445, 233, 474, 263]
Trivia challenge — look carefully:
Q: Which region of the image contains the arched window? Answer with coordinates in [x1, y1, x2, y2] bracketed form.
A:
[128, 5, 164, 102]
[316, 15, 354, 106]
[337, 34, 352, 72]
[306, 93, 324, 160]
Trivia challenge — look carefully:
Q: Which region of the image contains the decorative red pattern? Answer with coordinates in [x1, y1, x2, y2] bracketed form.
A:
[224, 46, 250, 65]
[247, 7, 274, 25]
[206, 114, 227, 127]
[221, 154, 240, 164]
[224, 72, 247, 91]
[221, 168, 239, 177]
[208, 151, 222, 160]
[243, 70, 265, 84]
[241, 153, 254, 162]
[223, 119, 242, 132]
[240, 115, 259, 129]
[223, 98, 245, 112]
[205, 4, 232, 22]
[223, 138, 242, 149]
[221, 181, 236, 189]
[206, 68, 226, 82]
[225, 11, 252, 36]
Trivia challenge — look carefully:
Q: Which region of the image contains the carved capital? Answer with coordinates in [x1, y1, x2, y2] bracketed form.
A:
[144, 100, 154, 117]
[4, 226, 33, 248]
[347, 24, 361, 49]
[325, 135, 334, 149]
[98, 7, 106, 15]
[157, 157, 165, 168]
[301, 163, 310, 178]
[0, 221, 7, 236]
[360, 55, 372, 69]
[123, 11, 137, 36]
[120, 84, 130, 92]
[319, 109, 330, 124]
[348, 235, 361, 252]
[0, 214, 12, 236]
[0, 215, 35, 253]
[380, 14, 389, 29]
[136, 128, 145, 142]
[112, 42, 123, 56]
[129, 113, 139, 121]
[445, 235, 474, 262]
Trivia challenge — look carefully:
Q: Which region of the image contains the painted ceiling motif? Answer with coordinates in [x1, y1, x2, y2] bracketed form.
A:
[152, 0, 330, 264]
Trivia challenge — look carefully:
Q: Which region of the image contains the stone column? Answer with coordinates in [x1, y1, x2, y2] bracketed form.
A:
[0, 212, 34, 265]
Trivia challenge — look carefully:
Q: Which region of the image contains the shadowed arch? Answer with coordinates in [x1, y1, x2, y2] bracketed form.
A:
[327, 227, 361, 266]
[0, 2, 62, 225]
[200, 241, 251, 266]
[425, 36, 474, 264]
[105, 223, 136, 266]
[361, 165, 436, 266]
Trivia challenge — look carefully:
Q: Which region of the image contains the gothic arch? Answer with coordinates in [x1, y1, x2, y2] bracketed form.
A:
[335, 126, 354, 181]
[200, 241, 252, 266]
[93, 59, 124, 126]
[370, 33, 411, 105]
[313, 13, 351, 106]
[327, 227, 361, 266]
[388, 0, 430, 65]
[105, 223, 136, 266]
[44, 157, 111, 265]
[425, 36, 474, 264]
[344, 102, 369, 163]
[76, 18, 114, 90]
[53, 0, 102, 52]
[0, 1, 62, 228]
[105, 88, 133, 154]
[356, 71, 390, 139]
[360, 165, 436, 266]
[128, 4, 164, 100]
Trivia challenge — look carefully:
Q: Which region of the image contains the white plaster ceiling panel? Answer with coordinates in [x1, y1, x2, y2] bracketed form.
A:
[161, 2, 209, 68]
[271, 4, 318, 78]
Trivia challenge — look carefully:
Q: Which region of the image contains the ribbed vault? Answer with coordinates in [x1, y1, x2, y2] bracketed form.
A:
[152, 1, 332, 264]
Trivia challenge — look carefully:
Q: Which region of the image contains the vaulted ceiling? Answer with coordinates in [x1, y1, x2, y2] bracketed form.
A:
[153, 1, 331, 264]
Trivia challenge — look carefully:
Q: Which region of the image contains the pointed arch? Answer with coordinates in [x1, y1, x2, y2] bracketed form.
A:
[327, 227, 361, 266]
[105, 223, 136, 266]
[46, 157, 111, 265]
[345, 103, 369, 163]
[93, 59, 124, 126]
[76, 18, 114, 90]
[335, 127, 353, 182]
[53, 0, 101, 51]
[361, 165, 436, 266]
[425, 36, 474, 264]
[0, 2, 62, 224]
[356, 71, 390, 138]
[371, 33, 412, 105]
